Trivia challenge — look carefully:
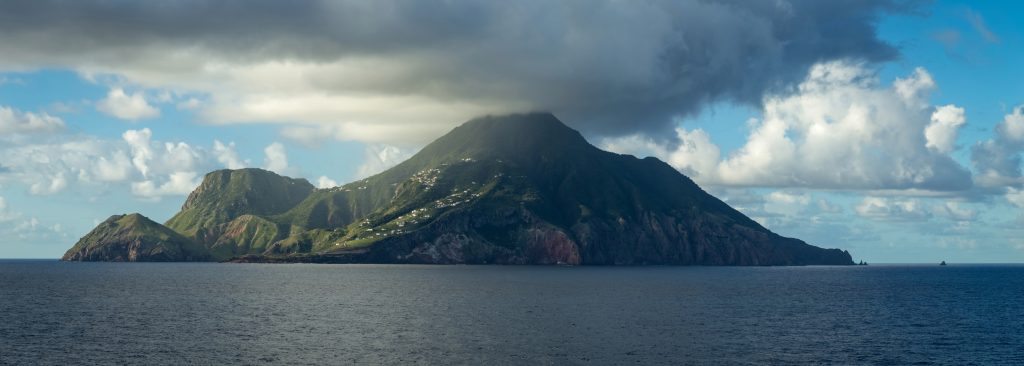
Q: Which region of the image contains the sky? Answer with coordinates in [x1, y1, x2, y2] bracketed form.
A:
[0, 0, 1022, 262]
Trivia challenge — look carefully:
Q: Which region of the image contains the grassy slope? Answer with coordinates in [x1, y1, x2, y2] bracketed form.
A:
[165, 168, 315, 238]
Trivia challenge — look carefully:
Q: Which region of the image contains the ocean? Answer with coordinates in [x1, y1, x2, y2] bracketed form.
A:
[1, 261, 1021, 365]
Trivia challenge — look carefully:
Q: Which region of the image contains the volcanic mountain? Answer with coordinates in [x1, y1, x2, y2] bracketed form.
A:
[62, 113, 853, 265]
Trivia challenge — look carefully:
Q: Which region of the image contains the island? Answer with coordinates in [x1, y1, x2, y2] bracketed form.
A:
[63, 113, 854, 265]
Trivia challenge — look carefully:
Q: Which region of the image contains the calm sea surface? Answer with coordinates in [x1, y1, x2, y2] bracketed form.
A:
[0, 261, 1021, 365]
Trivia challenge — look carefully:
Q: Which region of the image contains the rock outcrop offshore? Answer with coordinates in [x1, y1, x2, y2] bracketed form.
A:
[62, 113, 853, 265]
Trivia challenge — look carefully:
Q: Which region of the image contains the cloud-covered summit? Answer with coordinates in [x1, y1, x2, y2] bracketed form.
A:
[0, 0, 911, 142]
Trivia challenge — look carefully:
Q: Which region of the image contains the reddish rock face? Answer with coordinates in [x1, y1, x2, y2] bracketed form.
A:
[523, 228, 580, 265]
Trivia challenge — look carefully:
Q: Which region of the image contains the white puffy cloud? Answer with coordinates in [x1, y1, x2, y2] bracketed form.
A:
[1001, 107, 1024, 141]
[92, 151, 133, 182]
[711, 189, 866, 248]
[130, 171, 200, 199]
[972, 106, 1024, 187]
[262, 142, 288, 174]
[716, 63, 970, 191]
[96, 88, 160, 121]
[122, 128, 154, 177]
[161, 141, 201, 174]
[762, 191, 813, 218]
[316, 176, 338, 189]
[1006, 187, 1024, 208]
[0, 138, 105, 195]
[607, 62, 972, 192]
[893, 67, 936, 107]
[933, 201, 977, 222]
[118, 130, 211, 199]
[767, 191, 812, 205]
[213, 140, 247, 169]
[601, 127, 720, 180]
[356, 144, 414, 179]
[0, 127, 257, 199]
[855, 197, 931, 221]
[121, 128, 203, 180]
[925, 105, 966, 153]
[0, 105, 64, 134]
[855, 196, 977, 222]
[28, 171, 67, 196]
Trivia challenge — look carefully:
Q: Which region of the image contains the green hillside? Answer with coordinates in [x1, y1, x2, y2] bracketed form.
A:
[62, 213, 208, 262]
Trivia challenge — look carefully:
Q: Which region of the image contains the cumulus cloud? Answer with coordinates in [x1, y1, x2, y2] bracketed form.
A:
[925, 105, 966, 153]
[1006, 187, 1024, 208]
[89, 128, 204, 198]
[933, 201, 977, 222]
[130, 171, 200, 198]
[606, 62, 973, 191]
[855, 197, 931, 221]
[711, 188, 864, 247]
[92, 151, 133, 182]
[0, 0, 910, 142]
[28, 172, 67, 195]
[601, 127, 720, 180]
[972, 106, 1024, 187]
[0, 128, 255, 199]
[356, 144, 414, 179]
[717, 63, 971, 190]
[316, 176, 338, 189]
[0, 105, 64, 134]
[856, 196, 978, 222]
[213, 140, 247, 169]
[122, 129, 155, 177]
[262, 142, 288, 174]
[762, 191, 813, 218]
[96, 88, 160, 121]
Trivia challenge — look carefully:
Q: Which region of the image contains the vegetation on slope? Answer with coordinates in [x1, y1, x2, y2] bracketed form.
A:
[62, 213, 208, 261]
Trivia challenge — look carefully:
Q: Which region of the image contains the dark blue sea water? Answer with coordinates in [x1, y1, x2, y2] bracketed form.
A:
[1, 261, 1021, 365]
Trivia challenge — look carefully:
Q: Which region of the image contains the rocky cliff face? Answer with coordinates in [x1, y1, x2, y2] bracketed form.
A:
[64, 113, 853, 265]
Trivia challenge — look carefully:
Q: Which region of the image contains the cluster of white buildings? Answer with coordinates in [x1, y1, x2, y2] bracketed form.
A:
[411, 168, 442, 188]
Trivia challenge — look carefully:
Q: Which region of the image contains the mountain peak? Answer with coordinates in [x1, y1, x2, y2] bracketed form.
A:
[460, 112, 571, 132]
[165, 168, 315, 239]
[456, 112, 587, 145]
[62, 213, 207, 262]
[405, 112, 596, 168]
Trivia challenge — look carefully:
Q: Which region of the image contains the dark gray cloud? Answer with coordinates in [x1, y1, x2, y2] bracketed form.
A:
[0, 0, 917, 138]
